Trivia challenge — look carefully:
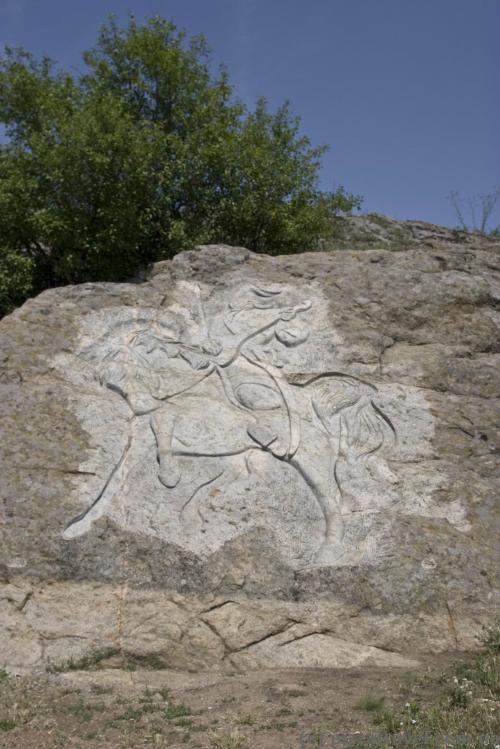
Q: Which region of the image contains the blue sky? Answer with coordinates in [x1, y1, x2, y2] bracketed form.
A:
[1, 0, 499, 228]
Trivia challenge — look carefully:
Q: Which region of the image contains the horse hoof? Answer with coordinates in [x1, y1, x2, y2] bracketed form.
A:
[313, 543, 345, 567]
[158, 465, 181, 488]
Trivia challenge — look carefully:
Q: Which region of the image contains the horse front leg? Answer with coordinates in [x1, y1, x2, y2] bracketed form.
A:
[290, 436, 345, 565]
[316, 443, 346, 564]
[150, 409, 182, 488]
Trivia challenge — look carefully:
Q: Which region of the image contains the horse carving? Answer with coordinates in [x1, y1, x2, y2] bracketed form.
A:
[63, 283, 396, 565]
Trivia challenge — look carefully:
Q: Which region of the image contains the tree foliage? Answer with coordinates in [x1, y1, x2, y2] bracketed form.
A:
[0, 16, 361, 316]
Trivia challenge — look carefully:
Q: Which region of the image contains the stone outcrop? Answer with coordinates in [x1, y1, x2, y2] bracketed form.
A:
[1, 222, 499, 673]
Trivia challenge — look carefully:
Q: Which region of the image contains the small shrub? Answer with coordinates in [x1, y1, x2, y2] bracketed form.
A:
[356, 694, 385, 712]
[447, 188, 500, 235]
[448, 685, 471, 709]
[0, 718, 16, 731]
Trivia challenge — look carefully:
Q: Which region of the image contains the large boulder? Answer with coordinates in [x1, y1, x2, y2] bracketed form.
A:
[1, 231, 499, 673]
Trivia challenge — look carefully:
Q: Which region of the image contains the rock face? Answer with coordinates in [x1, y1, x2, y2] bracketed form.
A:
[1, 226, 499, 673]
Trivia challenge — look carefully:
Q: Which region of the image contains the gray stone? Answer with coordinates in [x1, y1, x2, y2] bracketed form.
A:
[1, 226, 499, 673]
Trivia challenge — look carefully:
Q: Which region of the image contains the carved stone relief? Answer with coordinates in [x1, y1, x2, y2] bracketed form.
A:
[57, 281, 408, 568]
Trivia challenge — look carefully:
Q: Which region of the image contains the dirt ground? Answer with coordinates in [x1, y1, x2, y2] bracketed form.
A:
[1, 651, 498, 749]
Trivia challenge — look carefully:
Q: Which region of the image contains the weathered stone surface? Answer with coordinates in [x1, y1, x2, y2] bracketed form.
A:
[1, 225, 499, 673]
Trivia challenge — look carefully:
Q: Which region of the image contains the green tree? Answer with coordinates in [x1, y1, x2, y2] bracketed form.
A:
[0, 15, 361, 316]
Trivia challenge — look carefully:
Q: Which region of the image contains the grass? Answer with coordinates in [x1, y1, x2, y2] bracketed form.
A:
[360, 621, 500, 748]
[0, 670, 8, 684]
[158, 687, 170, 701]
[209, 729, 247, 748]
[482, 620, 500, 655]
[163, 702, 192, 720]
[0, 718, 16, 731]
[48, 648, 169, 673]
[301, 725, 329, 749]
[357, 694, 386, 712]
[91, 684, 114, 695]
[125, 653, 166, 670]
[275, 706, 293, 716]
[258, 720, 297, 731]
[102, 692, 200, 736]
[62, 698, 107, 723]
[237, 713, 255, 725]
[173, 716, 194, 728]
[115, 704, 157, 721]
[0, 620, 498, 748]
[48, 648, 120, 673]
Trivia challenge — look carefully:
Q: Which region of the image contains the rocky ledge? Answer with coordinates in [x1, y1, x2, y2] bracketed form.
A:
[1, 223, 499, 673]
